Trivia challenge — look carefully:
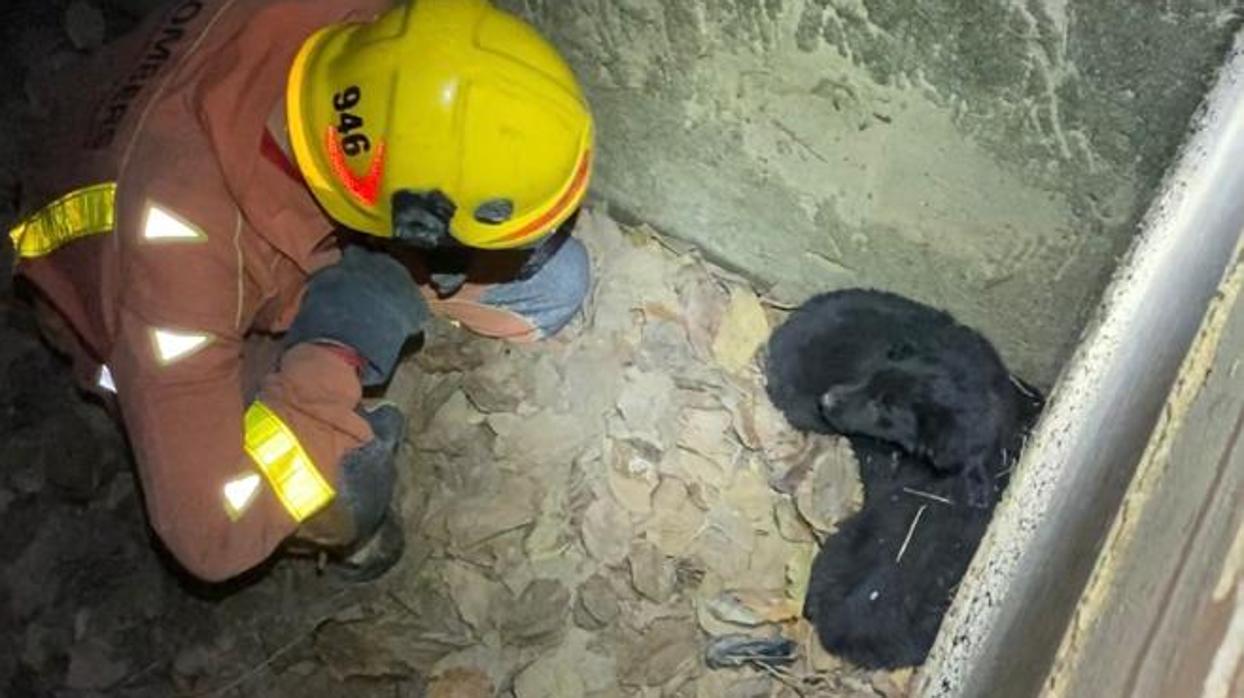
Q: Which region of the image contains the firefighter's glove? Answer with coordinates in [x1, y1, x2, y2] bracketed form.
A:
[336, 404, 405, 545]
[285, 246, 427, 387]
[393, 189, 457, 249]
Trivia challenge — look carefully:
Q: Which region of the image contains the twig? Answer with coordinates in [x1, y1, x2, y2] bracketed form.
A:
[895, 505, 928, 564]
[194, 589, 352, 697]
[901, 487, 954, 505]
[759, 295, 801, 311]
[199, 631, 314, 697]
[748, 660, 809, 697]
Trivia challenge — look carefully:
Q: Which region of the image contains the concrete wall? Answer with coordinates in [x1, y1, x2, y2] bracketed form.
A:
[500, 0, 1241, 387]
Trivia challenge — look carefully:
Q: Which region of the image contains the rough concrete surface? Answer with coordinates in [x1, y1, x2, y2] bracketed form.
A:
[1043, 228, 1244, 698]
[918, 32, 1244, 698]
[500, 0, 1241, 386]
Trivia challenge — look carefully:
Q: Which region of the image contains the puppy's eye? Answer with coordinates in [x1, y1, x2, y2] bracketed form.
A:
[886, 341, 915, 361]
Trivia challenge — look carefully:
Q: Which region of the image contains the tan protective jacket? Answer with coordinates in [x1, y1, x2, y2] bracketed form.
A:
[10, 0, 389, 581]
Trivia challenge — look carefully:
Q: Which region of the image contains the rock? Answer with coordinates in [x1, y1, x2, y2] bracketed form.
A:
[65, 1, 106, 51]
[628, 540, 677, 603]
[711, 287, 769, 374]
[618, 617, 700, 687]
[574, 574, 621, 630]
[643, 478, 707, 557]
[428, 668, 494, 698]
[65, 640, 128, 690]
[580, 497, 633, 565]
[502, 579, 571, 644]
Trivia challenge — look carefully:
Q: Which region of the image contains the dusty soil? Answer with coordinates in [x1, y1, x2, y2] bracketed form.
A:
[1, 209, 917, 697]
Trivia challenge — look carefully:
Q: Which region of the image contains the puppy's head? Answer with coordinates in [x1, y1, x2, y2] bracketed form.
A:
[819, 369, 923, 454]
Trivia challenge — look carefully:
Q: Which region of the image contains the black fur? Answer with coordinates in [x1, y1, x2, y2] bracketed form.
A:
[802, 439, 998, 669]
[765, 289, 1026, 507]
[763, 289, 1044, 669]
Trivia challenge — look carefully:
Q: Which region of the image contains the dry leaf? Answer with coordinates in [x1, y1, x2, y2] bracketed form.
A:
[712, 287, 769, 373]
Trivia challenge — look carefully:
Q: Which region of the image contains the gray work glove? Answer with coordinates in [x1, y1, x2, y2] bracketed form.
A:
[285, 246, 428, 387]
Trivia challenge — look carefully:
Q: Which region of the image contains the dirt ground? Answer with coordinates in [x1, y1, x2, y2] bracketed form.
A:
[0, 206, 924, 697]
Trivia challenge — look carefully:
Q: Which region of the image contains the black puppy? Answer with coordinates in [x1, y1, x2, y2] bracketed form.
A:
[764, 289, 1044, 669]
[802, 438, 1000, 669]
[765, 289, 1026, 507]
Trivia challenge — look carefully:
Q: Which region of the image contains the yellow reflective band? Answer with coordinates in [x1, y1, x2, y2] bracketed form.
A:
[9, 183, 117, 258]
[243, 401, 335, 522]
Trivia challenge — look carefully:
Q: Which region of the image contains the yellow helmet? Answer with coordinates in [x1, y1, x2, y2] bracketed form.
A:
[286, 0, 594, 250]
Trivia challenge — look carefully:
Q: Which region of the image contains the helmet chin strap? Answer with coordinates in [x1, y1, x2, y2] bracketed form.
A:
[391, 189, 459, 250]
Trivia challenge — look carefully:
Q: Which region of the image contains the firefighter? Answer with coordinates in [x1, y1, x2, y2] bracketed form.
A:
[8, 0, 593, 583]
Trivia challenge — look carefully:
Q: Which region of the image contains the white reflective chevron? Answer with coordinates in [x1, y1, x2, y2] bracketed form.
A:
[97, 364, 116, 394]
[142, 204, 205, 242]
[151, 328, 211, 364]
[222, 473, 262, 520]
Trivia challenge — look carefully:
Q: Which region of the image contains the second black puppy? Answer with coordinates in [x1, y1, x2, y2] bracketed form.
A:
[765, 289, 1028, 506]
[801, 439, 1000, 669]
